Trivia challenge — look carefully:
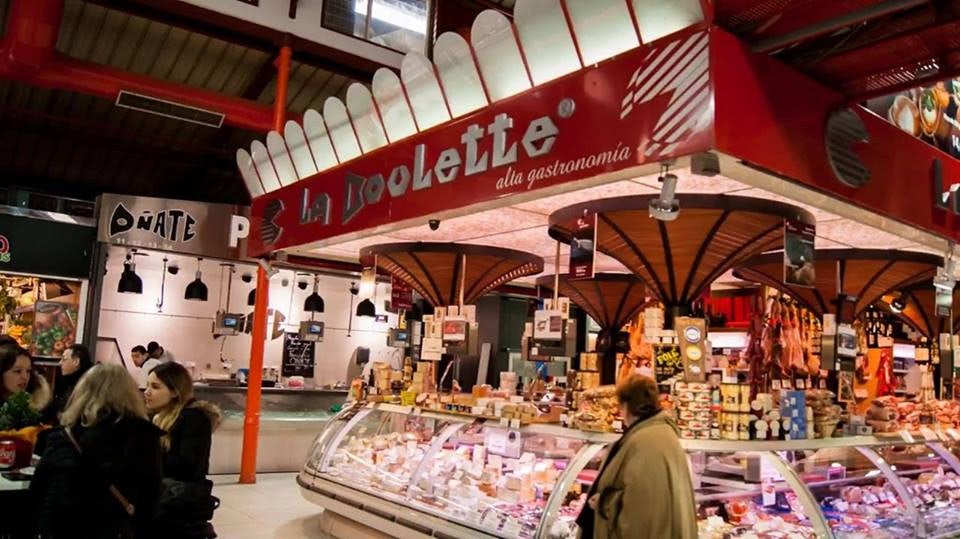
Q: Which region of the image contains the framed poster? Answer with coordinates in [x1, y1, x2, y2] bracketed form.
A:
[568, 211, 597, 279]
[783, 219, 816, 287]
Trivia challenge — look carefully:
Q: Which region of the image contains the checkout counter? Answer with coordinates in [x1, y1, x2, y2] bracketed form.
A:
[194, 384, 347, 474]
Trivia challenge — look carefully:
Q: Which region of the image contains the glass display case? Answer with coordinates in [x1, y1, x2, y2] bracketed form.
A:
[299, 404, 960, 539]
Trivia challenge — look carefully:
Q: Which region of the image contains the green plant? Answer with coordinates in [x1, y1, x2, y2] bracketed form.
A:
[0, 391, 41, 431]
[0, 281, 17, 320]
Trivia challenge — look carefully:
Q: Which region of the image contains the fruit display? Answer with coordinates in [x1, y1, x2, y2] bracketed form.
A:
[30, 301, 78, 357]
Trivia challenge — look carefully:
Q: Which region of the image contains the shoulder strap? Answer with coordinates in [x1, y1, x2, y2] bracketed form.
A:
[62, 427, 136, 517]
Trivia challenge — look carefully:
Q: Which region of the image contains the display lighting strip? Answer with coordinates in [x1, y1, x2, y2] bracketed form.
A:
[236, 0, 705, 197]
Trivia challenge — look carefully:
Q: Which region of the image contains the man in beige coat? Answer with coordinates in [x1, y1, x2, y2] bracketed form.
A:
[577, 376, 698, 539]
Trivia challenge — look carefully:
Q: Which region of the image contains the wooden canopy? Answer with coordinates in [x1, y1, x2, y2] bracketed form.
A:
[879, 284, 959, 338]
[359, 242, 543, 307]
[548, 195, 814, 307]
[536, 273, 652, 331]
[733, 249, 942, 320]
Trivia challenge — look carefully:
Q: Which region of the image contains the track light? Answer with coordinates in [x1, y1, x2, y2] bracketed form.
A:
[303, 275, 324, 313]
[890, 294, 906, 313]
[649, 172, 679, 221]
[247, 288, 256, 306]
[117, 252, 143, 294]
[184, 257, 208, 301]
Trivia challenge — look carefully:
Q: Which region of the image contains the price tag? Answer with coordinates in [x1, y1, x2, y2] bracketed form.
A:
[560, 414, 570, 426]
[509, 419, 521, 429]
[948, 429, 960, 441]
[761, 477, 776, 507]
[499, 418, 510, 427]
[919, 427, 939, 441]
[900, 430, 917, 444]
[612, 420, 623, 432]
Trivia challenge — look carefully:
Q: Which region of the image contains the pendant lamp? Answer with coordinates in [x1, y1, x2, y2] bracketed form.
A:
[356, 298, 376, 317]
[184, 257, 208, 301]
[304, 275, 324, 313]
[117, 253, 143, 294]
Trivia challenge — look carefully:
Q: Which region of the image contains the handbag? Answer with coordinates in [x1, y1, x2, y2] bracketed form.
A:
[62, 426, 135, 517]
[156, 477, 218, 525]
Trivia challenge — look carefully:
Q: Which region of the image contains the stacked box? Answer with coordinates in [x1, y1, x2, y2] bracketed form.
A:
[781, 390, 808, 439]
[674, 382, 712, 440]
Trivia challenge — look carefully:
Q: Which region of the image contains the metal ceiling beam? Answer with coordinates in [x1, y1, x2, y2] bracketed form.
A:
[752, 0, 929, 53]
[0, 0, 288, 133]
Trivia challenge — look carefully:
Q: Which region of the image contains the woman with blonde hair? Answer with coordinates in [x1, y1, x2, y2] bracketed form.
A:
[30, 363, 162, 538]
[144, 362, 221, 538]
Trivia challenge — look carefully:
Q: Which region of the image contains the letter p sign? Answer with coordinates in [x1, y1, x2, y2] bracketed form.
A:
[230, 215, 250, 248]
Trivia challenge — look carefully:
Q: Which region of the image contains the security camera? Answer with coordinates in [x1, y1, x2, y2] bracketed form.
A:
[649, 173, 680, 222]
[297, 280, 308, 290]
[349, 282, 359, 295]
[167, 263, 180, 275]
[241, 273, 253, 283]
[281, 278, 290, 287]
[691, 152, 720, 177]
[428, 219, 440, 231]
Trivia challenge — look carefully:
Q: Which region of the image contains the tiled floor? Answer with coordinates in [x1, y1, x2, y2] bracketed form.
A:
[211, 473, 329, 539]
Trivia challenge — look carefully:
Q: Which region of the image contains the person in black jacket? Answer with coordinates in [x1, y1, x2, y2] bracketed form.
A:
[46, 344, 95, 423]
[144, 362, 221, 537]
[30, 363, 162, 539]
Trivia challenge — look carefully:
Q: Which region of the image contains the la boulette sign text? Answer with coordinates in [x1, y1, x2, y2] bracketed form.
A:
[248, 27, 713, 256]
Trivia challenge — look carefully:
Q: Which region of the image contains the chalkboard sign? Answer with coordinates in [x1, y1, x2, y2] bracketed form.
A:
[282, 332, 315, 378]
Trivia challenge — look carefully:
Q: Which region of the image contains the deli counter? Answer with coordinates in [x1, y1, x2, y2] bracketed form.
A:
[298, 403, 960, 539]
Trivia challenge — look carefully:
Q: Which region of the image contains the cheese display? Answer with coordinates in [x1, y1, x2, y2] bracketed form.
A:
[301, 403, 960, 539]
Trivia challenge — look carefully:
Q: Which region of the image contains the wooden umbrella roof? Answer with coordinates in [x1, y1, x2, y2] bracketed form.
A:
[536, 273, 653, 331]
[548, 195, 815, 307]
[733, 249, 942, 319]
[878, 284, 959, 338]
[359, 242, 543, 307]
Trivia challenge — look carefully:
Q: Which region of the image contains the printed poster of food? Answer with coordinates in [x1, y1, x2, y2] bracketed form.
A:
[867, 79, 960, 158]
[31, 301, 79, 358]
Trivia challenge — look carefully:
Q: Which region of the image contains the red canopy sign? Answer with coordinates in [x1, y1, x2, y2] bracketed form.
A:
[248, 27, 713, 256]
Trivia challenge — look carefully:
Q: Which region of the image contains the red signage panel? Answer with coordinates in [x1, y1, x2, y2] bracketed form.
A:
[712, 27, 960, 243]
[248, 27, 714, 256]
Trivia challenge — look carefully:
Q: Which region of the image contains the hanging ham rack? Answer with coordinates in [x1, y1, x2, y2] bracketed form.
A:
[547, 195, 816, 310]
[733, 249, 943, 323]
[358, 242, 544, 307]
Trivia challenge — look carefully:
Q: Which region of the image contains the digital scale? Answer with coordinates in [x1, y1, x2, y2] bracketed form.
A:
[298, 320, 325, 342]
[213, 312, 243, 337]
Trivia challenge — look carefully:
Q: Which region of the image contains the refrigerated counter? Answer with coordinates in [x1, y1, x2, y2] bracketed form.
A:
[196, 385, 345, 474]
[298, 403, 960, 539]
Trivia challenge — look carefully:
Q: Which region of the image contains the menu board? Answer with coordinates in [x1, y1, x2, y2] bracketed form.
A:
[866, 79, 960, 158]
[282, 332, 315, 378]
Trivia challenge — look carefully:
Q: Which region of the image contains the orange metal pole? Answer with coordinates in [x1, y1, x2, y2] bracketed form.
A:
[239, 42, 291, 485]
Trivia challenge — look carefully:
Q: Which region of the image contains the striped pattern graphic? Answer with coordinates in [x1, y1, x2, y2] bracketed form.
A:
[237, 0, 706, 199]
[619, 31, 711, 158]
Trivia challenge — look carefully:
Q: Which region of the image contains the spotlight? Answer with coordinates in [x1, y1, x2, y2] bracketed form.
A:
[117, 254, 143, 294]
[184, 257, 208, 301]
[247, 288, 256, 306]
[297, 279, 309, 291]
[649, 172, 679, 221]
[356, 298, 376, 318]
[241, 273, 253, 284]
[167, 263, 180, 275]
[349, 282, 359, 296]
[890, 295, 906, 313]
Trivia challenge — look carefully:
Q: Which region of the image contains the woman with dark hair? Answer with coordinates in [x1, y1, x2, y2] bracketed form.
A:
[144, 362, 221, 538]
[0, 343, 51, 412]
[576, 376, 697, 539]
